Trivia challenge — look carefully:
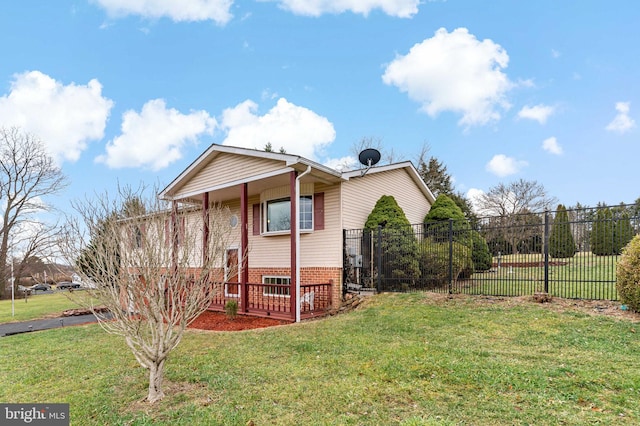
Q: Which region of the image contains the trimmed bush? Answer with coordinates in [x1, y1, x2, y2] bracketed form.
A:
[470, 230, 492, 271]
[549, 204, 576, 258]
[424, 194, 466, 222]
[617, 235, 640, 312]
[418, 238, 473, 288]
[424, 194, 491, 272]
[365, 195, 413, 230]
[364, 195, 420, 282]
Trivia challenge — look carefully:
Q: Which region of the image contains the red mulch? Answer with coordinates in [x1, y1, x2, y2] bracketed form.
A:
[492, 261, 569, 268]
[188, 310, 290, 332]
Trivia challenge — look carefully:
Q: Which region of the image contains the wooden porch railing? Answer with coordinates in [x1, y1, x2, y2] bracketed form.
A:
[208, 282, 332, 320]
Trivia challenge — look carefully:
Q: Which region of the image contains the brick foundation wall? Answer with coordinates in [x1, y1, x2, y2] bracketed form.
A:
[248, 267, 342, 306]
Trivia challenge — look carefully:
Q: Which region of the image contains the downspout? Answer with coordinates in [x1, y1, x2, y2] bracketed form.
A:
[295, 165, 312, 322]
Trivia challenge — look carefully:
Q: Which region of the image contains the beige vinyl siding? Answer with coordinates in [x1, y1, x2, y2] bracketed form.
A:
[247, 195, 289, 267]
[342, 168, 430, 229]
[261, 183, 314, 201]
[248, 184, 343, 269]
[299, 183, 342, 267]
[175, 153, 284, 198]
[180, 204, 243, 268]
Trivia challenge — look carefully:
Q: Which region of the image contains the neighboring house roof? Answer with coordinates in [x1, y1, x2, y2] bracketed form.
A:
[160, 144, 435, 204]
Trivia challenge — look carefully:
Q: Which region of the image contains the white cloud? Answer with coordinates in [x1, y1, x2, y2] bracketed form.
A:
[219, 98, 336, 160]
[466, 188, 485, 213]
[485, 154, 527, 177]
[518, 104, 555, 124]
[94, 0, 234, 24]
[542, 136, 562, 155]
[0, 71, 113, 163]
[606, 101, 636, 134]
[323, 155, 358, 171]
[269, 0, 419, 17]
[96, 99, 215, 170]
[382, 27, 512, 127]
[551, 49, 561, 58]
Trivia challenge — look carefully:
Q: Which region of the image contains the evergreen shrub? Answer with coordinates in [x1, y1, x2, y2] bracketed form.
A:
[549, 204, 576, 258]
[617, 235, 640, 312]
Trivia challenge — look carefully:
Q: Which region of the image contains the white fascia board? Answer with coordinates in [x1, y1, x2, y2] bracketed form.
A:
[162, 167, 296, 201]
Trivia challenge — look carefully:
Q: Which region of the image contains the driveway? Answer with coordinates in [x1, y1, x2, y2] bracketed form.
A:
[0, 314, 102, 337]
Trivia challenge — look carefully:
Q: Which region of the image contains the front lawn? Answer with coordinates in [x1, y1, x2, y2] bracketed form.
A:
[0, 292, 638, 425]
[0, 291, 84, 323]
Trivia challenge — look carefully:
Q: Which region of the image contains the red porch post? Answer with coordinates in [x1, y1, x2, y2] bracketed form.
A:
[241, 183, 249, 312]
[289, 171, 297, 320]
[171, 200, 178, 274]
[202, 192, 210, 265]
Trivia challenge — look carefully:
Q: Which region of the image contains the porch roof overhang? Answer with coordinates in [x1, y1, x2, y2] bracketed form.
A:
[159, 144, 344, 204]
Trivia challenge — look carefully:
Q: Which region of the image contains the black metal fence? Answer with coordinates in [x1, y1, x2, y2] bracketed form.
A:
[343, 204, 640, 300]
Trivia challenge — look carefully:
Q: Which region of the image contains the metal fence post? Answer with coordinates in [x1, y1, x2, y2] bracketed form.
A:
[377, 225, 382, 293]
[448, 218, 453, 295]
[342, 229, 347, 297]
[544, 210, 550, 293]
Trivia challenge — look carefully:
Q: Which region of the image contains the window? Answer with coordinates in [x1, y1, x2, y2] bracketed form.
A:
[265, 196, 313, 233]
[262, 276, 291, 296]
[134, 226, 143, 248]
[130, 224, 145, 249]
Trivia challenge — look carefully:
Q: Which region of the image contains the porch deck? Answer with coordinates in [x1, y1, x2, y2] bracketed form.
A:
[208, 282, 333, 321]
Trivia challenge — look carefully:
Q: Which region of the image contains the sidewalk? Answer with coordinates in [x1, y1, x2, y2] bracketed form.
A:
[0, 314, 101, 337]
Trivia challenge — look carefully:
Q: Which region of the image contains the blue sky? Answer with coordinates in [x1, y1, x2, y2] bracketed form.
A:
[1, 0, 638, 218]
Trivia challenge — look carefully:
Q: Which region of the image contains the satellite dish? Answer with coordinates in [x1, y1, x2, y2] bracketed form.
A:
[358, 148, 381, 167]
[358, 148, 381, 176]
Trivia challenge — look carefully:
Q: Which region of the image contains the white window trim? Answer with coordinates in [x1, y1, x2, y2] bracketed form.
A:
[262, 195, 314, 236]
[262, 276, 291, 297]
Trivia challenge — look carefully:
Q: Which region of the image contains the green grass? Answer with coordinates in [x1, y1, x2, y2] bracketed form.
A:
[0, 292, 84, 323]
[466, 251, 620, 299]
[1, 292, 639, 425]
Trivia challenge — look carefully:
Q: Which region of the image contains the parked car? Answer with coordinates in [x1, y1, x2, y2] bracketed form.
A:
[29, 283, 51, 292]
[57, 281, 81, 290]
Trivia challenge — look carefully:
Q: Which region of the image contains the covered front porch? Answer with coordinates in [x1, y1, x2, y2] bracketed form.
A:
[161, 145, 344, 322]
[208, 281, 333, 321]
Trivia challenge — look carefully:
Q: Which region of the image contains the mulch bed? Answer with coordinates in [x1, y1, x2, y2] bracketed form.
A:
[424, 292, 640, 322]
[492, 261, 569, 268]
[188, 311, 290, 332]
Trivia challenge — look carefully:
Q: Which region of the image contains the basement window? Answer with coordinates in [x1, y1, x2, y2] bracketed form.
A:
[262, 276, 291, 297]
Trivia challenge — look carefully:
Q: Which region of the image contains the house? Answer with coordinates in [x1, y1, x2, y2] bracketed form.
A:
[159, 144, 435, 321]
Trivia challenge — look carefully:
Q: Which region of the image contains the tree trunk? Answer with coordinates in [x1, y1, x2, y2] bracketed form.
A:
[147, 359, 166, 403]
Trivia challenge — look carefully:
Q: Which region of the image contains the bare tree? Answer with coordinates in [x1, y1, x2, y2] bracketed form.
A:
[59, 186, 239, 403]
[350, 136, 405, 166]
[476, 179, 556, 217]
[476, 179, 556, 255]
[13, 221, 63, 283]
[0, 127, 68, 299]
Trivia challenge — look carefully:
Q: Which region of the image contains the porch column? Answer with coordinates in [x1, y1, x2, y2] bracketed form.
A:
[171, 200, 178, 274]
[241, 183, 249, 312]
[202, 192, 210, 266]
[289, 171, 297, 320]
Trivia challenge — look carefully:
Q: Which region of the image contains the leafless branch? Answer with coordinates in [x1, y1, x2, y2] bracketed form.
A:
[59, 185, 239, 403]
